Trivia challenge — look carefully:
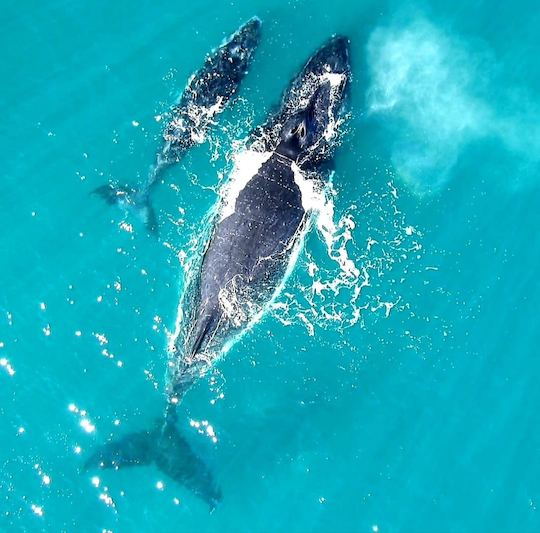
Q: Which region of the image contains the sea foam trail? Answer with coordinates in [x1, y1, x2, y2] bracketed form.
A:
[366, 17, 540, 193]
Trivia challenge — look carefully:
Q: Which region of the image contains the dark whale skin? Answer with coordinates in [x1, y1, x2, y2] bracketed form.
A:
[86, 35, 350, 511]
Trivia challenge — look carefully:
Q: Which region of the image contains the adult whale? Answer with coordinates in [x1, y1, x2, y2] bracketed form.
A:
[94, 17, 261, 233]
[86, 36, 351, 508]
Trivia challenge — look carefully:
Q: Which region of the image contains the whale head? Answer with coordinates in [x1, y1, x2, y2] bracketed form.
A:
[302, 35, 350, 80]
[220, 17, 262, 74]
[276, 36, 351, 165]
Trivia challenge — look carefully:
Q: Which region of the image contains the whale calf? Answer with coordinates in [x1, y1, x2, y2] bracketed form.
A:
[86, 36, 351, 508]
[94, 17, 261, 233]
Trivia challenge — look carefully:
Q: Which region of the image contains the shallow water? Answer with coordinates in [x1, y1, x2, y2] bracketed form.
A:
[2, 0, 540, 531]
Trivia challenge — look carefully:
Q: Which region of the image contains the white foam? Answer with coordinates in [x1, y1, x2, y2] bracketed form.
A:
[0, 357, 15, 377]
[166, 97, 225, 146]
[292, 164, 359, 280]
[270, 170, 428, 334]
[219, 150, 272, 221]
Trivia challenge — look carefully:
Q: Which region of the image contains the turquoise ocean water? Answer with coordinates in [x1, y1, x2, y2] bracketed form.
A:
[2, 0, 540, 531]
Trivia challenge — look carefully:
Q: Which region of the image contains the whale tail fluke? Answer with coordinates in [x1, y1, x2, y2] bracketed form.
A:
[92, 183, 159, 235]
[84, 418, 222, 510]
[84, 428, 155, 469]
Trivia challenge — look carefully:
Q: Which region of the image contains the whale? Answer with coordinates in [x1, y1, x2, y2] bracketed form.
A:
[85, 36, 351, 509]
[94, 17, 261, 234]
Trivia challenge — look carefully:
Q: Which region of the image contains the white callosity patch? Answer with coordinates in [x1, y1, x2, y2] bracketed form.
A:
[251, 66, 348, 157]
[366, 18, 540, 192]
[296, 70, 349, 166]
[292, 70, 346, 118]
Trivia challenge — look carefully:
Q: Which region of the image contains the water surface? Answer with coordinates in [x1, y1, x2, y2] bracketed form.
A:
[2, 0, 540, 531]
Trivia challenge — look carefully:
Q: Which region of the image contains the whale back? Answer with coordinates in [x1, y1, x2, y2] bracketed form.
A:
[168, 153, 306, 398]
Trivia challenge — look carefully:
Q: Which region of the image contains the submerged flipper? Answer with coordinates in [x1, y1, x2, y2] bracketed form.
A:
[85, 419, 222, 510]
[92, 183, 158, 235]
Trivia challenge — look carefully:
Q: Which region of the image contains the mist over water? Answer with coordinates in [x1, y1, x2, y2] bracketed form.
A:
[366, 16, 540, 192]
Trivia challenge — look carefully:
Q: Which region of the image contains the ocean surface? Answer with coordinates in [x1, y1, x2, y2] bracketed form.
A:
[2, 0, 540, 531]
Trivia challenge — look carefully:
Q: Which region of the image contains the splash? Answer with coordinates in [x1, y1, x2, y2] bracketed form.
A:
[219, 150, 272, 221]
[270, 165, 425, 335]
[163, 96, 225, 146]
[0, 356, 16, 377]
[292, 166, 359, 281]
[366, 17, 540, 192]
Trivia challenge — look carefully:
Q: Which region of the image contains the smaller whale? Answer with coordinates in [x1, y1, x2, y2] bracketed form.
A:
[94, 17, 261, 234]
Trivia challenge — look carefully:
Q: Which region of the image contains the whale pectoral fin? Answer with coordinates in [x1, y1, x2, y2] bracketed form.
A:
[84, 429, 157, 470]
[189, 307, 221, 358]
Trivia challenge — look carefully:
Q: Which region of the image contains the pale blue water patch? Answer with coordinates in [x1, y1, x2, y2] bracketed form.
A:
[1, 0, 540, 531]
